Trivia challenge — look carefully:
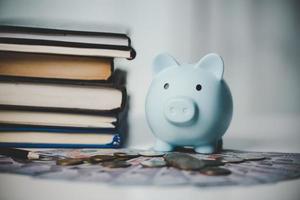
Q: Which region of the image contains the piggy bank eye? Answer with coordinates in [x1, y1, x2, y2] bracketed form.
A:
[196, 84, 202, 91]
[164, 83, 169, 89]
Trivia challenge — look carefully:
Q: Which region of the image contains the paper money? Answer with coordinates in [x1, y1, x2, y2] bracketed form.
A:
[0, 149, 299, 187]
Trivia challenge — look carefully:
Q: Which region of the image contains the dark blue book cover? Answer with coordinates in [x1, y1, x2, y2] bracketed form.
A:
[0, 133, 122, 148]
[0, 123, 116, 133]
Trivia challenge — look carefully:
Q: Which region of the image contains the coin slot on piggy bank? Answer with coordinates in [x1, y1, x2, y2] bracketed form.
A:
[145, 53, 233, 154]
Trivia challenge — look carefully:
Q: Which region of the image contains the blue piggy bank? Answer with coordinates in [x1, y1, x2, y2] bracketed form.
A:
[145, 53, 233, 154]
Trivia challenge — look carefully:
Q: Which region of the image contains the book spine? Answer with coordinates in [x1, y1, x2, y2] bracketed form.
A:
[0, 38, 131, 51]
[0, 25, 129, 37]
[0, 134, 122, 148]
[0, 123, 117, 133]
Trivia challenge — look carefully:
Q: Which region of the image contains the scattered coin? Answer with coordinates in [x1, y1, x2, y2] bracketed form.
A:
[164, 152, 206, 170]
[141, 158, 167, 168]
[38, 156, 59, 161]
[217, 156, 245, 163]
[88, 155, 115, 164]
[113, 157, 133, 161]
[56, 158, 84, 166]
[202, 159, 225, 167]
[101, 160, 131, 168]
[113, 152, 140, 159]
[139, 150, 165, 157]
[206, 154, 222, 160]
[237, 154, 266, 161]
[200, 167, 231, 176]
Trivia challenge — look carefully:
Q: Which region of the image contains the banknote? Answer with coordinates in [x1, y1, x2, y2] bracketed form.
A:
[0, 148, 299, 187]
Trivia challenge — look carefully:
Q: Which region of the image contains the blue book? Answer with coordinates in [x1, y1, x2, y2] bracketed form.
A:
[0, 119, 126, 148]
[0, 131, 122, 148]
[0, 123, 117, 133]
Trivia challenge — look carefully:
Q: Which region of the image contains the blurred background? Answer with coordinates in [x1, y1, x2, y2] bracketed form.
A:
[0, 0, 299, 151]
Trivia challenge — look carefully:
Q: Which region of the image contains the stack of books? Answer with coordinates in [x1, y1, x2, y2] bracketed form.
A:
[0, 25, 135, 148]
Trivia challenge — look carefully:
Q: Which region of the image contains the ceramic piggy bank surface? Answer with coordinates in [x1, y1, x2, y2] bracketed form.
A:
[145, 53, 233, 154]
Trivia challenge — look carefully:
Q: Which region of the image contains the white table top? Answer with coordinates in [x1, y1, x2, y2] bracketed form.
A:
[1, 135, 300, 200]
[0, 173, 299, 200]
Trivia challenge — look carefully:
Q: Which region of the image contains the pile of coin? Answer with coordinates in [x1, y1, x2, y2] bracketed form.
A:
[55, 150, 266, 176]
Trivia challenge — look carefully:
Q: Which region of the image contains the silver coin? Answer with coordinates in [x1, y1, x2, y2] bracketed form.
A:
[164, 152, 206, 170]
[56, 158, 84, 166]
[200, 167, 231, 176]
[113, 152, 140, 158]
[141, 158, 167, 168]
[237, 154, 266, 161]
[218, 156, 244, 163]
[101, 160, 131, 168]
[88, 155, 115, 163]
[139, 150, 165, 157]
[202, 159, 225, 167]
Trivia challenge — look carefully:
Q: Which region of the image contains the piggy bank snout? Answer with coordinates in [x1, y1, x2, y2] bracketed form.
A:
[164, 97, 197, 125]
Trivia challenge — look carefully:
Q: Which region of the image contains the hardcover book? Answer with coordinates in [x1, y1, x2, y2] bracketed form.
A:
[0, 110, 118, 129]
[0, 79, 126, 114]
[0, 25, 136, 59]
[0, 131, 121, 148]
[0, 52, 114, 81]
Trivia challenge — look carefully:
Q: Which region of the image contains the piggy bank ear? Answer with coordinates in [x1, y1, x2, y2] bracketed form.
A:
[153, 53, 179, 74]
[195, 53, 224, 80]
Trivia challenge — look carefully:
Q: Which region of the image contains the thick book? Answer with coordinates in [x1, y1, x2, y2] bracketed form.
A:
[0, 131, 121, 148]
[0, 25, 131, 46]
[0, 43, 135, 59]
[0, 124, 118, 133]
[0, 79, 126, 115]
[0, 52, 113, 81]
[0, 25, 136, 59]
[0, 110, 118, 129]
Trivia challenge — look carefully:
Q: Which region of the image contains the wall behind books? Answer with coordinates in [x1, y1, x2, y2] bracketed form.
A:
[1, 0, 299, 150]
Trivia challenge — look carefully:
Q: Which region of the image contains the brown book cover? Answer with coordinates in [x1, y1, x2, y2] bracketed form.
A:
[0, 52, 114, 81]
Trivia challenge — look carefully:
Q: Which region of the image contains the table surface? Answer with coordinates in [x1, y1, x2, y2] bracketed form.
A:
[0, 127, 299, 200]
[0, 173, 299, 200]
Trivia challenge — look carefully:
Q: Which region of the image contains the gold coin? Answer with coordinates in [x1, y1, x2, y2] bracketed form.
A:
[113, 152, 139, 158]
[101, 160, 131, 168]
[56, 158, 84, 166]
[88, 155, 115, 163]
[200, 167, 231, 176]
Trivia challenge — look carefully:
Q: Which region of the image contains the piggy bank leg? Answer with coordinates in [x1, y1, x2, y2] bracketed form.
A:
[195, 140, 219, 154]
[217, 138, 223, 152]
[154, 139, 174, 152]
